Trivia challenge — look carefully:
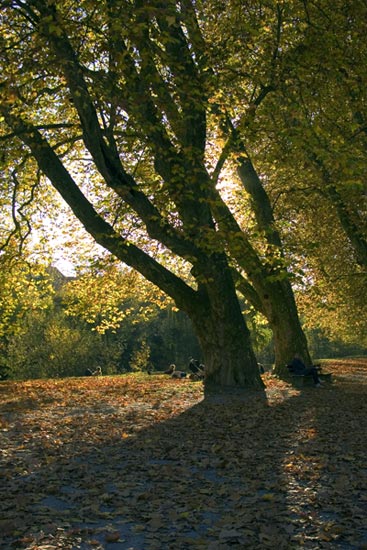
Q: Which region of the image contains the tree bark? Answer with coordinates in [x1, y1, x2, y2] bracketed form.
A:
[188, 256, 264, 392]
[237, 158, 312, 374]
[197, 316, 263, 390]
[261, 280, 311, 376]
[326, 184, 367, 269]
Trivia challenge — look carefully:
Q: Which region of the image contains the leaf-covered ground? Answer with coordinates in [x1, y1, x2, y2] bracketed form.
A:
[0, 358, 366, 550]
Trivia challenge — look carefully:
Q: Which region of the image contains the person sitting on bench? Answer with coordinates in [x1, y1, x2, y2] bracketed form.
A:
[287, 355, 322, 387]
[188, 358, 205, 380]
[189, 358, 204, 375]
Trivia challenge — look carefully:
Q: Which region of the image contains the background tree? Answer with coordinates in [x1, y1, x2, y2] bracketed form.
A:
[6, 308, 123, 379]
[0, 262, 205, 379]
[60, 261, 204, 371]
[1, 259, 364, 380]
[0, 261, 124, 379]
[0, 252, 52, 378]
[249, 0, 367, 343]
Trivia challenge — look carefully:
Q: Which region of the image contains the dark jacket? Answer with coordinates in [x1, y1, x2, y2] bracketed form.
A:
[288, 358, 307, 374]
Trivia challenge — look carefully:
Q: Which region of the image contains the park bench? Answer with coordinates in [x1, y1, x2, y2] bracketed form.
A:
[287, 364, 333, 387]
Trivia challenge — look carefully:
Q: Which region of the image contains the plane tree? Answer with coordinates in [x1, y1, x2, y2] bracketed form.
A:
[244, 0, 367, 343]
[0, 0, 266, 390]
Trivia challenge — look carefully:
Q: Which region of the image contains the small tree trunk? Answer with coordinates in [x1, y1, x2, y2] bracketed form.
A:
[262, 280, 311, 377]
[237, 158, 313, 378]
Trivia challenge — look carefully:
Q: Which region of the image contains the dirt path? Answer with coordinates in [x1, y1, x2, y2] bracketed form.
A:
[0, 359, 366, 549]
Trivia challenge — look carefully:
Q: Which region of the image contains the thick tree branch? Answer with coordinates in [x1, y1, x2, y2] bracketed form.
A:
[237, 157, 283, 249]
[231, 269, 265, 315]
[16, 1, 210, 265]
[0, 107, 200, 307]
[0, 123, 77, 141]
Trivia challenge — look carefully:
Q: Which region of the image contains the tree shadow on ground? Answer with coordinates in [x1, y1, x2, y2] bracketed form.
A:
[1, 374, 366, 549]
[283, 377, 367, 549]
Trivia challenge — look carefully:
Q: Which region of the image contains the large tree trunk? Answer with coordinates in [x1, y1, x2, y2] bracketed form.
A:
[196, 314, 262, 390]
[186, 254, 265, 392]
